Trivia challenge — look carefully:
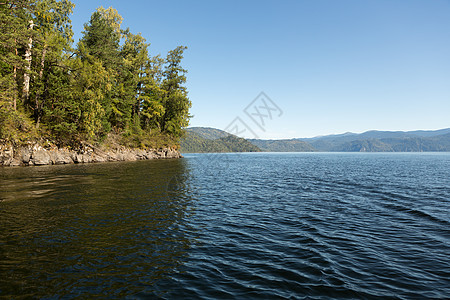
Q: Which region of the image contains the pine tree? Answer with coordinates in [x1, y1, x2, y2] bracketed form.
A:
[31, 0, 75, 128]
[114, 30, 149, 131]
[141, 55, 165, 131]
[160, 46, 191, 137]
[0, 0, 34, 111]
[0, 1, 37, 142]
[78, 10, 121, 136]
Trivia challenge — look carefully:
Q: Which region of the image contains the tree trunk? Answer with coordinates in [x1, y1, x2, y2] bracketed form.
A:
[35, 45, 47, 129]
[22, 20, 34, 103]
[135, 65, 143, 117]
[13, 42, 18, 110]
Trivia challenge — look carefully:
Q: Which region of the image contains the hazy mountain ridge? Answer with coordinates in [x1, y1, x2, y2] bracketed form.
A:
[303, 129, 450, 152]
[182, 127, 450, 153]
[302, 128, 450, 142]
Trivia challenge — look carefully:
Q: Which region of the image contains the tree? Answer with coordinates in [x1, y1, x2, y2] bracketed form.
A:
[31, 0, 75, 127]
[80, 10, 120, 70]
[96, 6, 122, 34]
[141, 55, 165, 131]
[160, 46, 191, 137]
[113, 30, 149, 131]
[0, 1, 38, 143]
[78, 9, 121, 136]
[0, 0, 35, 111]
[22, 19, 34, 103]
[71, 50, 109, 140]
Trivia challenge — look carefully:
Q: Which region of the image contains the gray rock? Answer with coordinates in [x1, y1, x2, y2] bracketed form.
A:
[144, 152, 155, 159]
[92, 154, 106, 163]
[156, 150, 165, 158]
[53, 151, 73, 164]
[9, 158, 22, 167]
[20, 148, 32, 163]
[82, 154, 93, 163]
[166, 148, 179, 158]
[1, 142, 181, 167]
[0, 145, 13, 165]
[123, 152, 137, 161]
[32, 150, 51, 165]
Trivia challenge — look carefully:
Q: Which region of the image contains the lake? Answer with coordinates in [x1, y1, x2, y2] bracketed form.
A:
[0, 153, 449, 298]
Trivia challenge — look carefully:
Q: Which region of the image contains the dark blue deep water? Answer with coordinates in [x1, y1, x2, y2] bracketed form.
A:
[1, 153, 449, 299]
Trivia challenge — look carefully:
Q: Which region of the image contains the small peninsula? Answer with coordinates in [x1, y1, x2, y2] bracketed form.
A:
[0, 2, 190, 166]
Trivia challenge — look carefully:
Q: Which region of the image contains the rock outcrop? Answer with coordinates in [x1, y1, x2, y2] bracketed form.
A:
[0, 141, 181, 167]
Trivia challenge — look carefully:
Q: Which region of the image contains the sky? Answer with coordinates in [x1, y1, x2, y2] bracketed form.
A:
[70, 0, 450, 139]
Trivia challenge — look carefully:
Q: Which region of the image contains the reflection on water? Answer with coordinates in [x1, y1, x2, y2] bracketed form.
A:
[1, 153, 450, 298]
[0, 160, 195, 298]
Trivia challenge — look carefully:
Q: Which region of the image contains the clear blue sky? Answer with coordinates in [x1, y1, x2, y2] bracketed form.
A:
[70, 0, 450, 138]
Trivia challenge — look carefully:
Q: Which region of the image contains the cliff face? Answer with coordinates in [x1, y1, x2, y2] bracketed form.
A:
[0, 142, 181, 167]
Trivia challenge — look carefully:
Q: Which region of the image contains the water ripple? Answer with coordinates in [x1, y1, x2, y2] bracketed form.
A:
[1, 153, 450, 298]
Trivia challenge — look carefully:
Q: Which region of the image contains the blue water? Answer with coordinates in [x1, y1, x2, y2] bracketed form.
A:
[1, 153, 449, 298]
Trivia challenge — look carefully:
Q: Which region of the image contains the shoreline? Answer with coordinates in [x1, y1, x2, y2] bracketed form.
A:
[0, 142, 181, 167]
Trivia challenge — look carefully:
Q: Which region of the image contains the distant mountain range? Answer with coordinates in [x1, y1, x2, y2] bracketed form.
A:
[300, 128, 450, 152]
[180, 127, 450, 153]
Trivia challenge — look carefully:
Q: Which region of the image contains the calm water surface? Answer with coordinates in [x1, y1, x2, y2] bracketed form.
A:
[0, 153, 449, 299]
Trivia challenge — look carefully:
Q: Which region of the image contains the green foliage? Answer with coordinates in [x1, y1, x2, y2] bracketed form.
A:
[80, 11, 120, 70]
[29, 0, 74, 127]
[72, 56, 109, 140]
[115, 30, 149, 129]
[160, 46, 192, 138]
[0, 0, 34, 109]
[0, 108, 37, 143]
[120, 116, 178, 150]
[0, 1, 191, 149]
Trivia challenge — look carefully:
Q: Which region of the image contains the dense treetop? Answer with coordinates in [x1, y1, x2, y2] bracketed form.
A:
[0, 0, 191, 148]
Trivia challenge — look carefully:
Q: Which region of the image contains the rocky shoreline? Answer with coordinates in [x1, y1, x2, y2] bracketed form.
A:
[0, 142, 181, 167]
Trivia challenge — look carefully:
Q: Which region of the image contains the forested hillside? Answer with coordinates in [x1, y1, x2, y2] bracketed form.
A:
[180, 128, 260, 153]
[185, 127, 230, 140]
[249, 139, 316, 152]
[0, 1, 191, 149]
